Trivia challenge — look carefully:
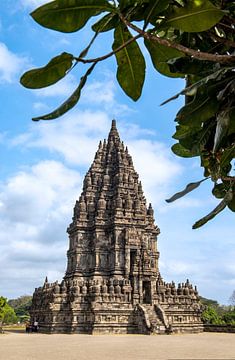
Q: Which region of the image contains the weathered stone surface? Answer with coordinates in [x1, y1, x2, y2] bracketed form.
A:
[30, 120, 203, 334]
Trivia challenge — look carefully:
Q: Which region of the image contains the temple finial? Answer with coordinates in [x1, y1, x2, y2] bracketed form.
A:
[108, 119, 120, 142]
[111, 119, 117, 129]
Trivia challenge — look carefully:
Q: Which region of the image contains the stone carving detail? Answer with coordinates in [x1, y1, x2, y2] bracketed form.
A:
[30, 120, 203, 334]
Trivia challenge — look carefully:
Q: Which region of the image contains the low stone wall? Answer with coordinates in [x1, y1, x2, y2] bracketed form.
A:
[204, 324, 235, 333]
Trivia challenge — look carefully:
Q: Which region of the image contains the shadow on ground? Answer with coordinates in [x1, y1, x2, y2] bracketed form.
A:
[3, 329, 26, 334]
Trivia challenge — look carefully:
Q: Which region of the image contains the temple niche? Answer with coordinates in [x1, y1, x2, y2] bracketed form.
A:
[30, 120, 203, 334]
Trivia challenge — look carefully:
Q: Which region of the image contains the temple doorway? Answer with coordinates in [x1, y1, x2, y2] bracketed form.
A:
[143, 281, 152, 304]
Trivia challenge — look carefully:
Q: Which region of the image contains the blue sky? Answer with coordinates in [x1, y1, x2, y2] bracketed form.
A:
[0, 0, 234, 304]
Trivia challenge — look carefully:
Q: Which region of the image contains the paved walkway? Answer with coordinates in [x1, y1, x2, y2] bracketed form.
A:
[0, 331, 234, 360]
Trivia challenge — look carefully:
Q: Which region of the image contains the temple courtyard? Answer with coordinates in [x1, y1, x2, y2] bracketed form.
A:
[0, 331, 234, 360]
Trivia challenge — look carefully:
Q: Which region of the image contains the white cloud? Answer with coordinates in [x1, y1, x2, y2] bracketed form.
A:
[0, 160, 82, 297]
[80, 74, 135, 117]
[11, 111, 183, 208]
[128, 139, 182, 206]
[20, 0, 48, 8]
[33, 102, 49, 111]
[32, 73, 134, 118]
[11, 110, 111, 166]
[82, 80, 115, 104]
[0, 160, 81, 225]
[0, 42, 29, 83]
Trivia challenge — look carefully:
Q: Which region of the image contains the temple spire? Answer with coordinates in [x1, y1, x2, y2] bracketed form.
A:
[108, 119, 120, 143]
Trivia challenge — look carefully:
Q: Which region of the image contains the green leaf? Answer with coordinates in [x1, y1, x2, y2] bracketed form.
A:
[171, 143, 199, 158]
[173, 124, 200, 140]
[220, 145, 235, 168]
[176, 94, 219, 127]
[32, 63, 96, 121]
[161, 67, 234, 106]
[143, 0, 169, 28]
[92, 13, 119, 32]
[212, 183, 226, 199]
[166, 178, 208, 203]
[20, 52, 73, 89]
[193, 189, 233, 229]
[113, 24, 145, 101]
[192, 199, 226, 229]
[31, 0, 114, 33]
[165, 0, 225, 33]
[144, 39, 184, 78]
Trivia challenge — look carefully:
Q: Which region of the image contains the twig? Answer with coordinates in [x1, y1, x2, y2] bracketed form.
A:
[74, 34, 141, 64]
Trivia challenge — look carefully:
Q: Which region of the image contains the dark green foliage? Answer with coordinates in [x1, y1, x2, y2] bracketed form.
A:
[8, 295, 32, 318]
[20, 53, 74, 89]
[201, 305, 222, 324]
[0, 297, 18, 325]
[166, 178, 208, 203]
[164, 0, 225, 32]
[144, 39, 184, 78]
[20, 0, 235, 228]
[113, 24, 146, 101]
[31, 0, 114, 33]
[222, 311, 235, 325]
[200, 295, 235, 324]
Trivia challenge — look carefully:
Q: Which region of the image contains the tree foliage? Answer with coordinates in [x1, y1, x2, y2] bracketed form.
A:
[0, 296, 17, 327]
[228, 289, 235, 306]
[8, 295, 32, 318]
[20, 0, 235, 228]
[201, 305, 222, 324]
[200, 295, 235, 325]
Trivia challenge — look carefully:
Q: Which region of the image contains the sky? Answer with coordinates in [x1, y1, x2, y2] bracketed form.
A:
[0, 0, 234, 305]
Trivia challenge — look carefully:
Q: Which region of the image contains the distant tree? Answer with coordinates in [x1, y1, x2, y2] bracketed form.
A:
[8, 295, 32, 318]
[20, 0, 235, 229]
[0, 296, 17, 328]
[0, 297, 7, 332]
[228, 290, 235, 306]
[222, 310, 235, 324]
[200, 296, 220, 308]
[201, 305, 223, 324]
[2, 304, 18, 325]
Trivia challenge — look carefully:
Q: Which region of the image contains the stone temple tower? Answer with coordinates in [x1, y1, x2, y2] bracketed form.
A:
[30, 120, 203, 334]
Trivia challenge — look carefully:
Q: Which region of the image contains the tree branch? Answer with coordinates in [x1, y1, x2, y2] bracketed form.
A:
[119, 15, 235, 64]
[74, 34, 141, 64]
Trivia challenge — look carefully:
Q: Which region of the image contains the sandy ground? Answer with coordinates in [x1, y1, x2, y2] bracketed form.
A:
[0, 331, 234, 360]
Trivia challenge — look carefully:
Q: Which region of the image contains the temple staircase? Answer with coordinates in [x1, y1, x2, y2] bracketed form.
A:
[137, 304, 170, 334]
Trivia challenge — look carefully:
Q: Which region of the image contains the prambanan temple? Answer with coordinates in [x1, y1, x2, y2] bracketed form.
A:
[30, 120, 203, 334]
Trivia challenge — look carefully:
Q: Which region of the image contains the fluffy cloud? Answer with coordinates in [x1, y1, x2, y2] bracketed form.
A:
[11, 111, 112, 166]
[20, 0, 48, 8]
[0, 160, 82, 297]
[0, 160, 81, 225]
[0, 42, 29, 83]
[11, 110, 183, 207]
[128, 139, 182, 205]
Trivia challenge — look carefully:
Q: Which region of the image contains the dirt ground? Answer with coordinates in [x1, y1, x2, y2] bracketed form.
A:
[0, 331, 234, 360]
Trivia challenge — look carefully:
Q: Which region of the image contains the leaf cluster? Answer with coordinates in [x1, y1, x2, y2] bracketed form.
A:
[8, 295, 32, 317]
[0, 296, 18, 325]
[20, 0, 235, 228]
